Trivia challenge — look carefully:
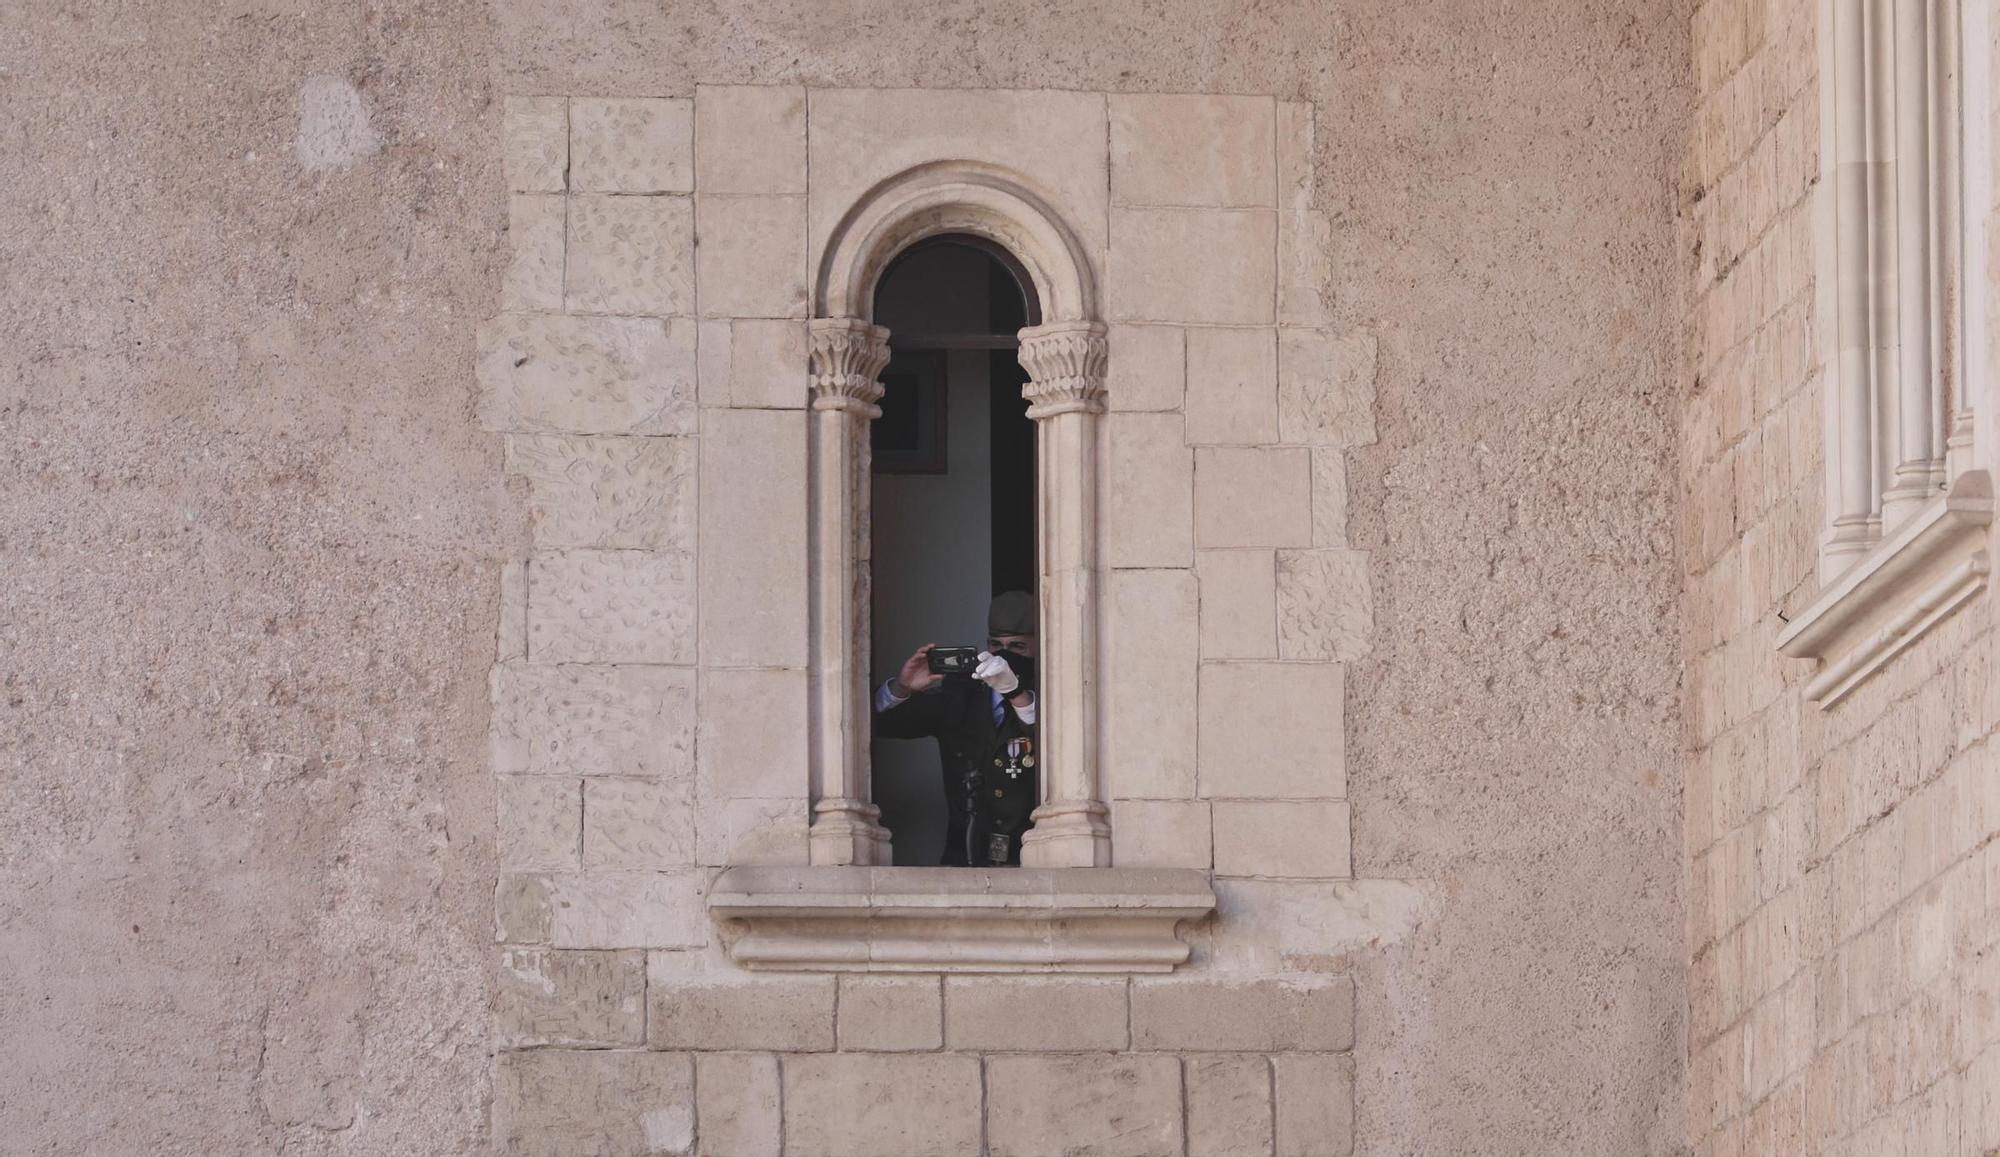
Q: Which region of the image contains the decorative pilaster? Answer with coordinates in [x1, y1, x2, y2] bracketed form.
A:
[1015, 321, 1113, 867]
[807, 316, 894, 865]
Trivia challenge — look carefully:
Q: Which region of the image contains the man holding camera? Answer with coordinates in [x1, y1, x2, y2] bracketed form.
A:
[872, 590, 1039, 867]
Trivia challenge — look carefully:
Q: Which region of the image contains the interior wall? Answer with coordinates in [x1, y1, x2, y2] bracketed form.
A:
[872, 350, 996, 866]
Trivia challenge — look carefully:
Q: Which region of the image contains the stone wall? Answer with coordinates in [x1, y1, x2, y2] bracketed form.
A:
[1681, 0, 2000, 1151]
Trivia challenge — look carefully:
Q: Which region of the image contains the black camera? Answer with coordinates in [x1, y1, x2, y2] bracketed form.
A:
[927, 646, 982, 676]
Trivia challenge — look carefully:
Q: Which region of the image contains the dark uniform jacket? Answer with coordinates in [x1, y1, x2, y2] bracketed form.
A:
[874, 678, 1039, 866]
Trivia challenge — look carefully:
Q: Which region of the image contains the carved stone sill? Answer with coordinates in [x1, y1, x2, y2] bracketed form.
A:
[706, 866, 1216, 973]
[1778, 470, 1994, 707]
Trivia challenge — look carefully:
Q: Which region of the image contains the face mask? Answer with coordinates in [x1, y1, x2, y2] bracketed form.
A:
[997, 650, 1037, 694]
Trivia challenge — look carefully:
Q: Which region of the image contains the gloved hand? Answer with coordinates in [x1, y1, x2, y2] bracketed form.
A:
[973, 650, 1021, 696]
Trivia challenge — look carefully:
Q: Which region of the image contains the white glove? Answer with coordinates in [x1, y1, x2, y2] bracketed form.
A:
[973, 651, 1021, 696]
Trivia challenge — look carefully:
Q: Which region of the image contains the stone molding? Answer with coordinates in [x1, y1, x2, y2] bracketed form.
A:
[707, 866, 1215, 972]
[1778, 469, 1993, 706]
[807, 317, 891, 417]
[1017, 321, 1109, 417]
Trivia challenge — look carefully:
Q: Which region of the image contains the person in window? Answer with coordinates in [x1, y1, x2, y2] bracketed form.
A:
[873, 591, 1039, 867]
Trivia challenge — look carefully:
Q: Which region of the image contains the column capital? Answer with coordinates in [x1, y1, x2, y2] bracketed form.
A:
[1018, 321, 1109, 418]
[809, 316, 892, 417]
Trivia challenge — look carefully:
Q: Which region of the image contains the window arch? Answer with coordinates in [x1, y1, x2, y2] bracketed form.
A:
[804, 164, 1112, 866]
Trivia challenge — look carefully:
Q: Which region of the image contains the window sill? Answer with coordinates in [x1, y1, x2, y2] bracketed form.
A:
[706, 865, 1216, 973]
[1777, 470, 1994, 707]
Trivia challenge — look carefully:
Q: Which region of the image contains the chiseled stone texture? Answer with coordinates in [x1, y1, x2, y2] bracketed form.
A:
[490, 662, 695, 779]
[699, 408, 809, 666]
[1310, 449, 1348, 547]
[696, 667, 808, 800]
[695, 1052, 783, 1157]
[505, 95, 568, 193]
[497, 774, 581, 870]
[781, 1053, 984, 1157]
[1187, 1054, 1274, 1157]
[1107, 324, 1185, 412]
[1110, 93, 1276, 209]
[569, 96, 694, 193]
[477, 312, 698, 436]
[986, 1054, 1183, 1157]
[1275, 1053, 1354, 1157]
[1276, 329, 1376, 447]
[1212, 800, 1352, 879]
[1110, 207, 1276, 325]
[1102, 568, 1199, 800]
[1276, 100, 1331, 329]
[1109, 799, 1213, 869]
[1197, 549, 1279, 659]
[695, 85, 807, 195]
[1105, 412, 1194, 568]
[696, 195, 808, 319]
[527, 549, 695, 665]
[695, 797, 811, 866]
[494, 947, 646, 1048]
[505, 434, 696, 551]
[497, 871, 707, 950]
[566, 194, 696, 316]
[646, 970, 834, 1051]
[943, 976, 1128, 1051]
[1275, 548, 1372, 661]
[1195, 446, 1312, 549]
[582, 777, 694, 869]
[1185, 326, 1279, 444]
[837, 975, 942, 1051]
[503, 193, 565, 311]
[492, 1048, 694, 1157]
[1131, 976, 1355, 1052]
[1197, 662, 1344, 798]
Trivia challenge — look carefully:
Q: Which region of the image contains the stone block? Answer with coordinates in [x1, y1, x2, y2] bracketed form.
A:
[1278, 330, 1377, 447]
[1197, 663, 1344, 798]
[1187, 1054, 1274, 1157]
[497, 871, 707, 949]
[567, 195, 696, 316]
[806, 88, 1108, 279]
[1103, 569, 1199, 799]
[1276, 549, 1372, 661]
[1110, 208, 1276, 325]
[698, 318, 810, 408]
[1110, 94, 1276, 208]
[494, 947, 646, 1048]
[781, 1053, 984, 1157]
[1110, 799, 1212, 869]
[504, 96, 566, 193]
[699, 409, 809, 666]
[1274, 1053, 1354, 1157]
[696, 797, 810, 866]
[498, 559, 528, 661]
[583, 778, 695, 869]
[503, 193, 565, 311]
[1108, 324, 1185, 412]
[1212, 800, 1352, 878]
[477, 313, 697, 436]
[493, 1049, 693, 1157]
[1311, 449, 1347, 546]
[695, 1053, 782, 1157]
[1131, 976, 1354, 1052]
[986, 1054, 1182, 1157]
[696, 85, 807, 195]
[528, 550, 695, 665]
[1277, 101, 1331, 329]
[570, 96, 694, 193]
[646, 969, 834, 1051]
[697, 195, 808, 319]
[491, 663, 695, 779]
[697, 668, 808, 799]
[837, 975, 941, 1051]
[1185, 327, 1278, 444]
[498, 775, 581, 870]
[1197, 549, 1278, 659]
[943, 976, 1128, 1050]
[505, 434, 696, 551]
[1195, 447, 1312, 549]
[1105, 413, 1194, 568]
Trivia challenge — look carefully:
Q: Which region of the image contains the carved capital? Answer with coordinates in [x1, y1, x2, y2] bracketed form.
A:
[809, 317, 892, 417]
[1018, 321, 1109, 419]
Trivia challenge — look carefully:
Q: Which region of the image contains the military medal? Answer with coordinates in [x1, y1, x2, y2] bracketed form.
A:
[1002, 737, 1033, 779]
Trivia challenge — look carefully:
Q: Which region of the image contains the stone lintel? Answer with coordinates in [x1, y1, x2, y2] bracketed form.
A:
[707, 866, 1215, 973]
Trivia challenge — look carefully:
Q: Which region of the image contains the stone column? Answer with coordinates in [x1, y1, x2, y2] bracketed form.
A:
[1016, 321, 1113, 867]
[806, 317, 894, 865]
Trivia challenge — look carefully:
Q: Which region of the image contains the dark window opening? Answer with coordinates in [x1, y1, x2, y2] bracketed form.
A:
[869, 236, 1039, 866]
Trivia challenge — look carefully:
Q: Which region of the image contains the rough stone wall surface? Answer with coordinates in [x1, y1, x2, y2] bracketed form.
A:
[1, 2, 1691, 1155]
[1681, 1, 2000, 1153]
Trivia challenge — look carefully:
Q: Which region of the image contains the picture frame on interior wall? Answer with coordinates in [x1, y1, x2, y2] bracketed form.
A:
[1778, 0, 1996, 706]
